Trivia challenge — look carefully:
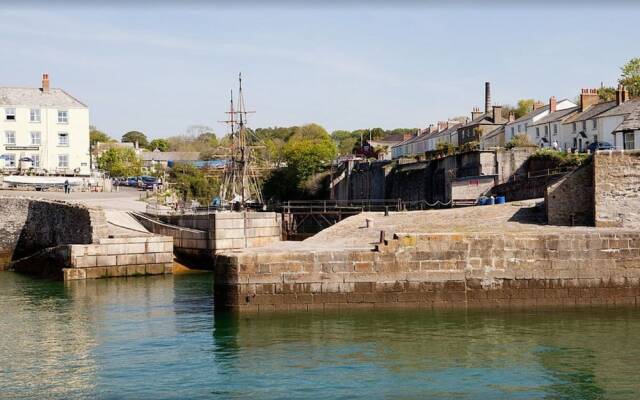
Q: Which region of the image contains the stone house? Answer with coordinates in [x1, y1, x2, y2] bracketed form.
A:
[594, 86, 639, 150]
[456, 82, 505, 146]
[527, 106, 579, 150]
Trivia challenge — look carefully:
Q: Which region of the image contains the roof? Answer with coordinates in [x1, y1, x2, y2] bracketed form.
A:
[597, 99, 640, 119]
[510, 105, 549, 124]
[614, 106, 640, 132]
[530, 106, 579, 126]
[482, 125, 505, 140]
[0, 87, 87, 108]
[563, 101, 617, 124]
[458, 113, 501, 129]
[140, 151, 201, 162]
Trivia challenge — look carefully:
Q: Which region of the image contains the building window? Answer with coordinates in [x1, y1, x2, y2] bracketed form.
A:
[510, 126, 514, 136]
[5, 131, 16, 145]
[30, 109, 41, 122]
[582, 121, 587, 131]
[5, 108, 16, 121]
[525, 123, 528, 130]
[572, 122, 577, 132]
[31, 131, 41, 146]
[58, 132, 69, 146]
[544, 126, 549, 136]
[553, 124, 558, 134]
[517, 125, 521, 133]
[58, 154, 69, 168]
[3, 154, 16, 167]
[624, 132, 635, 150]
[57, 110, 68, 124]
[31, 154, 40, 167]
[536, 127, 540, 137]
[592, 119, 597, 129]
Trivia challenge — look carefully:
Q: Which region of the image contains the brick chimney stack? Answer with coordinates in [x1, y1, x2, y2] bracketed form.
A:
[492, 105, 504, 124]
[616, 84, 629, 106]
[532, 100, 545, 110]
[41, 73, 50, 92]
[471, 106, 483, 121]
[485, 82, 491, 114]
[580, 88, 599, 112]
[549, 96, 557, 113]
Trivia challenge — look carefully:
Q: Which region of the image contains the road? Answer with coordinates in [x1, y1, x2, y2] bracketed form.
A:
[0, 187, 147, 212]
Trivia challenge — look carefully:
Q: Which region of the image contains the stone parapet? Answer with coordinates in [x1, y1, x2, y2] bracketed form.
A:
[593, 151, 640, 228]
[215, 230, 640, 312]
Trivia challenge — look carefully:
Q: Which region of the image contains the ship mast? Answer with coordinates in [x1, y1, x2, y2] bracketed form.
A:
[219, 73, 263, 207]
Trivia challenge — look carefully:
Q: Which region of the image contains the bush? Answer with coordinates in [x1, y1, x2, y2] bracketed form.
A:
[529, 148, 589, 167]
[505, 134, 536, 150]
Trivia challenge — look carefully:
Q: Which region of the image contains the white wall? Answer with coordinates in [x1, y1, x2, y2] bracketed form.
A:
[0, 105, 90, 175]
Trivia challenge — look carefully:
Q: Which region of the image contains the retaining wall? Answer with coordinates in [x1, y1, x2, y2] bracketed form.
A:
[594, 151, 640, 228]
[545, 161, 595, 226]
[215, 230, 640, 312]
[11, 235, 174, 280]
[0, 197, 30, 268]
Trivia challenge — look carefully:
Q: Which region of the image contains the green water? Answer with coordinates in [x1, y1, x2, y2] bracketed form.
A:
[1, 272, 639, 399]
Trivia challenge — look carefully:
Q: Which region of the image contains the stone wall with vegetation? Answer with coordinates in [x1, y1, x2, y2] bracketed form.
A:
[594, 151, 640, 228]
[215, 230, 640, 312]
[545, 160, 594, 226]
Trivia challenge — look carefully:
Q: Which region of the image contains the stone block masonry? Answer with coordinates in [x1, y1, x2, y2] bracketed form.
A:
[11, 235, 174, 280]
[594, 151, 640, 228]
[215, 230, 640, 312]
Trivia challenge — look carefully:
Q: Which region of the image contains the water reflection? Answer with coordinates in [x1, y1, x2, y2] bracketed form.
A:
[1, 272, 639, 399]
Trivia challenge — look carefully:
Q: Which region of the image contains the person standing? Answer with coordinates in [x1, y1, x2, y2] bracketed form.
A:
[64, 179, 70, 194]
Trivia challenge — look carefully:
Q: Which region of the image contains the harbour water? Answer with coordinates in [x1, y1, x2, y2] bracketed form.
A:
[1, 272, 639, 399]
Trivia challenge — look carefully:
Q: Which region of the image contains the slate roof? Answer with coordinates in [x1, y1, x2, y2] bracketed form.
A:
[0, 87, 87, 108]
[530, 106, 579, 126]
[458, 113, 496, 129]
[598, 99, 640, 119]
[483, 125, 504, 140]
[562, 101, 617, 124]
[510, 105, 549, 124]
[614, 106, 640, 132]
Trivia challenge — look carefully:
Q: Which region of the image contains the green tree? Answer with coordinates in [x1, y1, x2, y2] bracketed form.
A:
[597, 86, 616, 102]
[148, 138, 169, 152]
[89, 126, 113, 145]
[620, 57, 640, 98]
[97, 147, 142, 177]
[284, 124, 336, 182]
[515, 99, 536, 118]
[169, 163, 220, 203]
[122, 131, 148, 148]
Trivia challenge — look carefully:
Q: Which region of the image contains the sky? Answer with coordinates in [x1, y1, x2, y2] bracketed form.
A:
[1, 2, 639, 139]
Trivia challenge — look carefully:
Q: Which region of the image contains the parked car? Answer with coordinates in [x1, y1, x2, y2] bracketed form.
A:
[127, 177, 139, 187]
[587, 141, 614, 152]
[140, 175, 159, 190]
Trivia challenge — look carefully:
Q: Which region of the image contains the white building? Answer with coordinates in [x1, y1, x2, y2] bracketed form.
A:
[560, 89, 616, 151]
[505, 97, 576, 145]
[0, 74, 90, 175]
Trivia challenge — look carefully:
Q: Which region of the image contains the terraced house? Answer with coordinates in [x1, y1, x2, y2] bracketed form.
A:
[0, 74, 90, 175]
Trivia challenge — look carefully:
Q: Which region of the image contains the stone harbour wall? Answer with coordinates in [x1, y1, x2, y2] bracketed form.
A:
[11, 235, 174, 280]
[594, 151, 640, 228]
[12, 198, 109, 260]
[0, 197, 30, 269]
[215, 230, 640, 312]
[546, 160, 594, 226]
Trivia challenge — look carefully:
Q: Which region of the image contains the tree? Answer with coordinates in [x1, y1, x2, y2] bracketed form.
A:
[283, 124, 336, 183]
[97, 147, 142, 177]
[515, 99, 536, 119]
[620, 57, 640, 98]
[597, 86, 616, 102]
[148, 138, 169, 152]
[169, 163, 220, 203]
[122, 131, 148, 148]
[90, 126, 113, 145]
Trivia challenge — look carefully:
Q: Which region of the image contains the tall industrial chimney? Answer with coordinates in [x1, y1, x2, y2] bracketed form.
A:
[485, 82, 491, 114]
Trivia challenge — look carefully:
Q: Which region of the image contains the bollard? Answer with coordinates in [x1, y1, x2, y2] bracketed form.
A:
[384, 206, 389, 217]
[366, 218, 374, 228]
[379, 230, 385, 244]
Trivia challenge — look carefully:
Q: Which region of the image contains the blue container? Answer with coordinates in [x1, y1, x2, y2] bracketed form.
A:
[488, 196, 495, 205]
[495, 196, 506, 204]
[477, 197, 486, 206]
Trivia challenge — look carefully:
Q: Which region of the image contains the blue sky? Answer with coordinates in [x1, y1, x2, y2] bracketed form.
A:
[1, 4, 639, 139]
